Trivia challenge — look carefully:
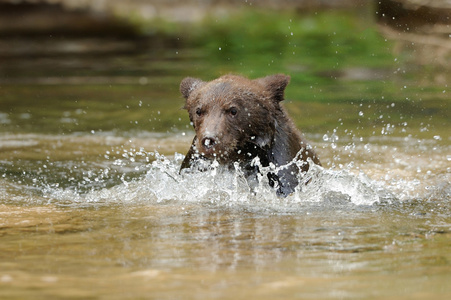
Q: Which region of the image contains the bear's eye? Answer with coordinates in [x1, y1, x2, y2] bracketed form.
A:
[229, 107, 238, 116]
[195, 108, 202, 116]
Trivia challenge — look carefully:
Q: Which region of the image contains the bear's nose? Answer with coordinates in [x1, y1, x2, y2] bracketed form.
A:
[202, 137, 217, 149]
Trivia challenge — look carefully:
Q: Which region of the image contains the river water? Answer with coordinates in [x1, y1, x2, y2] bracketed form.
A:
[0, 42, 450, 299]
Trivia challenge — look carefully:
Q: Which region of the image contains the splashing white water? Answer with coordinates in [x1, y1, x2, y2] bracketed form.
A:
[3, 132, 448, 213]
[38, 151, 382, 213]
[3, 141, 449, 214]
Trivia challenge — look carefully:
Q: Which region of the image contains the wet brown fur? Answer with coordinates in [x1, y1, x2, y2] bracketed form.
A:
[180, 74, 320, 196]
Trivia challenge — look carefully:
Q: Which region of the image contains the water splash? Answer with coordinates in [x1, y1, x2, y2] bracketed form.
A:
[2, 132, 448, 213]
[39, 150, 383, 213]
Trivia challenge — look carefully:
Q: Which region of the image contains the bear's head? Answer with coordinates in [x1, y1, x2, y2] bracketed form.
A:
[180, 74, 290, 162]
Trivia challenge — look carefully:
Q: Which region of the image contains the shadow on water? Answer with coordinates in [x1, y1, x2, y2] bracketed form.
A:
[0, 7, 450, 300]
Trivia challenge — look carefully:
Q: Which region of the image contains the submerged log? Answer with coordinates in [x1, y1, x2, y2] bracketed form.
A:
[377, 0, 451, 30]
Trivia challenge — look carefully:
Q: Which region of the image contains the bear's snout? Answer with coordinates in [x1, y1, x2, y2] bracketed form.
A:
[198, 133, 230, 159]
[202, 136, 217, 149]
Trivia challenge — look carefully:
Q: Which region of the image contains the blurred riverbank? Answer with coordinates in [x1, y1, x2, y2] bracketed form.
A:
[0, 0, 450, 72]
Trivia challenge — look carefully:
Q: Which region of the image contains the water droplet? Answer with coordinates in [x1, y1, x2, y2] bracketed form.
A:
[139, 77, 148, 85]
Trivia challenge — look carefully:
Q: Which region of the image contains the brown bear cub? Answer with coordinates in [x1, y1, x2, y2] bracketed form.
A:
[179, 74, 320, 197]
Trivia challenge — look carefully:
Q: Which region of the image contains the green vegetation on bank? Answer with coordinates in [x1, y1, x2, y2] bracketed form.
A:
[131, 9, 395, 80]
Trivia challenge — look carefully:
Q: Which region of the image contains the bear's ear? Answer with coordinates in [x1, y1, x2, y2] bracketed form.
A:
[255, 74, 290, 103]
[180, 77, 204, 100]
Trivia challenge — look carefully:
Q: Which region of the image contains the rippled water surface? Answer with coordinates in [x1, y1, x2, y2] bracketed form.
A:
[1, 41, 450, 299]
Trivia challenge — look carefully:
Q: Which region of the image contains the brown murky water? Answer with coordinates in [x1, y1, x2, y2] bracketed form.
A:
[1, 200, 450, 300]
